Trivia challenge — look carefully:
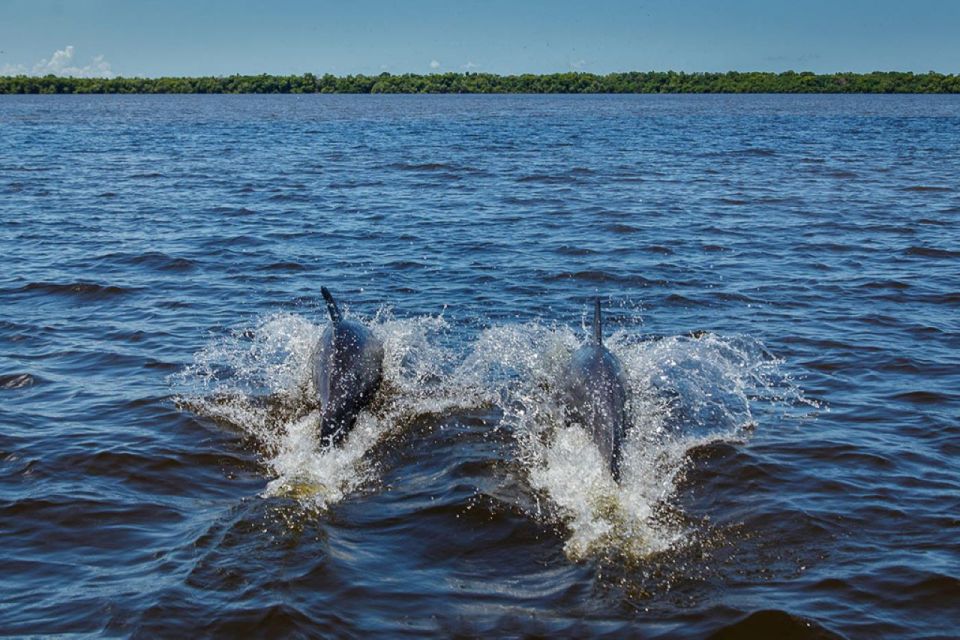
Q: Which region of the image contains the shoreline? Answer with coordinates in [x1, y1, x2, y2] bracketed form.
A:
[2, 71, 959, 94]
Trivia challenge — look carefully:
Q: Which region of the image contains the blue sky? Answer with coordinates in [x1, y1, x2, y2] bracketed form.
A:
[1, 0, 958, 77]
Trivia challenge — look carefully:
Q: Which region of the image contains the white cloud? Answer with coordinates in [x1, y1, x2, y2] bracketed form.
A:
[429, 59, 440, 70]
[1, 62, 28, 75]
[461, 61, 480, 70]
[570, 59, 587, 70]
[27, 45, 114, 78]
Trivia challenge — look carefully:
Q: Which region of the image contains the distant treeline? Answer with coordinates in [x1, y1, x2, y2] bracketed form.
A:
[1, 71, 959, 94]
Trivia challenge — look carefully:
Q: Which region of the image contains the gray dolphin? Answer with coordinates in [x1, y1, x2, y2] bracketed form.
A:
[313, 287, 384, 446]
[559, 298, 630, 481]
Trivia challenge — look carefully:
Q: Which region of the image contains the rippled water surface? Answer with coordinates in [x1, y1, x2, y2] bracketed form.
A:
[1, 95, 958, 638]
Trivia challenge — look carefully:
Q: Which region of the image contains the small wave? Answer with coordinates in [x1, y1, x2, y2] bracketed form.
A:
[0, 373, 38, 389]
[554, 246, 600, 256]
[818, 242, 856, 253]
[267, 193, 310, 203]
[907, 574, 960, 601]
[873, 356, 953, 376]
[892, 390, 952, 404]
[387, 162, 455, 172]
[264, 261, 309, 272]
[545, 271, 659, 287]
[904, 246, 959, 259]
[858, 279, 910, 291]
[931, 292, 960, 304]
[903, 185, 952, 192]
[605, 223, 640, 234]
[0, 164, 52, 173]
[385, 260, 426, 270]
[825, 169, 859, 179]
[329, 179, 386, 189]
[98, 251, 196, 272]
[644, 244, 674, 255]
[729, 148, 776, 157]
[516, 174, 573, 184]
[417, 171, 464, 182]
[15, 281, 134, 298]
[664, 293, 707, 307]
[210, 205, 257, 216]
[707, 609, 843, 639]
[546, 270, 613, 283]
[129, 171, 164, 179]
[200, 234, 266, 249]
[710, 291, 758, 304]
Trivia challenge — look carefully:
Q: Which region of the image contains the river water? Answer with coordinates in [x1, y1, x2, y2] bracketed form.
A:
[1, 94, 958, 638]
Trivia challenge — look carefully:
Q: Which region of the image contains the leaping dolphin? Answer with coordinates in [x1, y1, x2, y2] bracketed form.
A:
[313, 287, 384, 446]
[559, 298, 630, 481]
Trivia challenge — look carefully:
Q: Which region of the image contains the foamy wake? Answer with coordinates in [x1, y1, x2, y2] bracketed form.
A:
[174, 309, 489, 509]
[464, 323, 814, 559]
[175, 311, 813, 558]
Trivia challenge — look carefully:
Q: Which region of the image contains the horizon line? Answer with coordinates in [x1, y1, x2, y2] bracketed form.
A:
[3, 69, 959, 80]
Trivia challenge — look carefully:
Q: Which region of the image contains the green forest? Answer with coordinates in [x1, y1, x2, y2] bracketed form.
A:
[1, 71, 958, 94]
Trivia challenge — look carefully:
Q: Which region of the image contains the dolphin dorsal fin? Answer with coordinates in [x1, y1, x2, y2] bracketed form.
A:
[593, 297, 602, 345]
[321, 286, 342, 323]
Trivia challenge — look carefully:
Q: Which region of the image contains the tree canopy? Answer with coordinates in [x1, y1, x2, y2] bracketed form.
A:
[1, 71, 958, 94]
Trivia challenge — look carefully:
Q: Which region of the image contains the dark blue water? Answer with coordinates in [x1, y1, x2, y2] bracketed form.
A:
[1, 94, 958, 638]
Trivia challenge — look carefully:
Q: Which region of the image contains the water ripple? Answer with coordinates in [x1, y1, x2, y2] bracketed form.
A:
[1, 94, 958, 638]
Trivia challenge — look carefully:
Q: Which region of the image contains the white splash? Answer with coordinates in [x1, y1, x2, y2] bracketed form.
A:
[174, 311, 812, 552]
[463, 322, 811, 559]
[174, 309, 485, 509]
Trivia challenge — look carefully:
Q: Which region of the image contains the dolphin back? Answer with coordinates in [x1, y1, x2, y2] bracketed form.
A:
[313, 289, 384, 445]
[561, 298, 630, 481]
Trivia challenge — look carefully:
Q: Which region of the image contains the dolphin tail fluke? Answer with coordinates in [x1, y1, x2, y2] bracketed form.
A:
[593, 297, 602, 345]
[321, 286, 342, 323]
